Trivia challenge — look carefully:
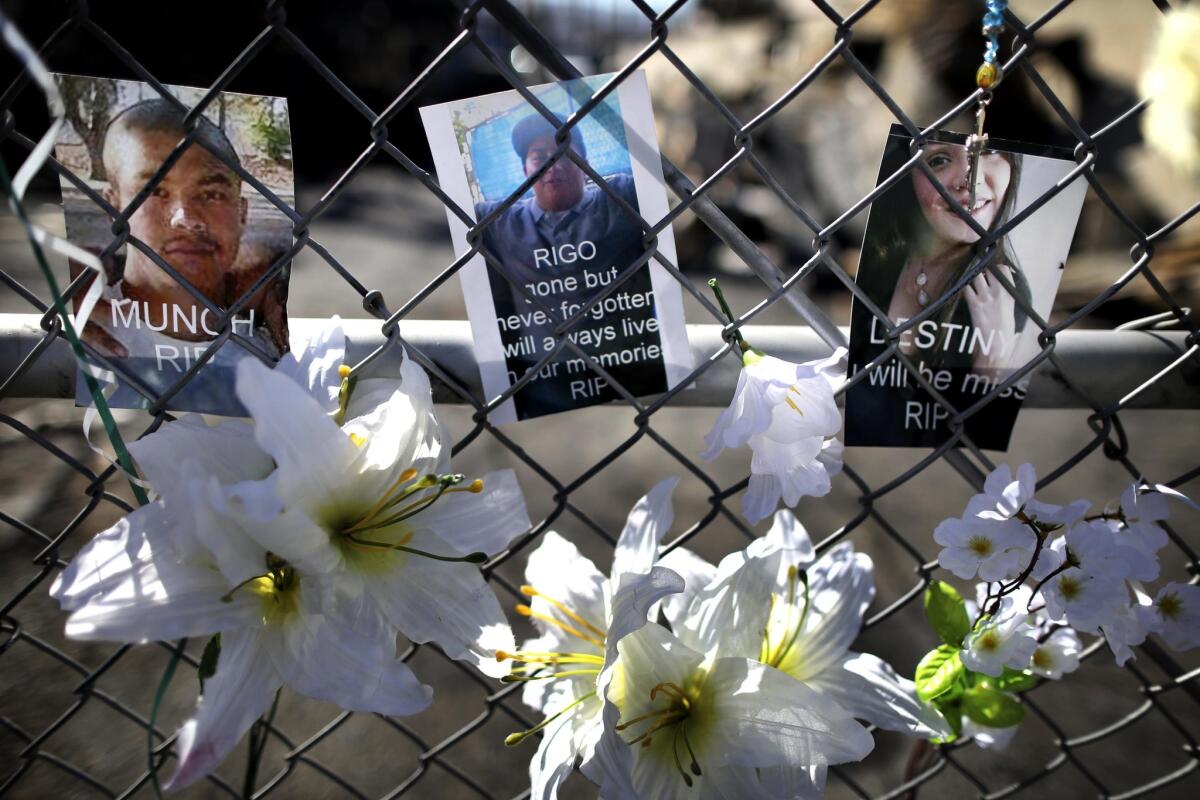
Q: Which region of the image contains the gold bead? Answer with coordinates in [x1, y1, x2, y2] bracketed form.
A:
[976, 62, 1002, 90]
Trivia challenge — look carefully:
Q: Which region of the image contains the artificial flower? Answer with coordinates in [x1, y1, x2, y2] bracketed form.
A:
[502, 477, 681, 800]
[702, 346, 846, 524]
[934, 514, 1032, 581]
[594, 622, 873, 800]
[662, 510, 946, 796]
[1138, 582, 1200, 651]
[221, 345, 530, 678]
[1028, 627, 1082, 680]
[1140, 5, 1200, 175]
[961, 597, 1038, 678]
[52, 323, 531, 788]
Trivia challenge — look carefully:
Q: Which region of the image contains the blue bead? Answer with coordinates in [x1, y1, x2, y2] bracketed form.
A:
[986, 0, 1006, 11]
[985, 41, 1000, 60]
[984, 10, 1004, 27]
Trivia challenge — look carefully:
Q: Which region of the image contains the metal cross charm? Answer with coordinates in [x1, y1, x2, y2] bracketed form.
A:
[965, 97, 991, 210]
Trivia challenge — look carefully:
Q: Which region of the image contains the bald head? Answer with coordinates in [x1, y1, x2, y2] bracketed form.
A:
[102, 99, 241, 182]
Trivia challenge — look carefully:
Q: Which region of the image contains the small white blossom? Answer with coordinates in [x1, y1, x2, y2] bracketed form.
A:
[1029, 628, 1082, 679]
[1101, 603, 1150, 666]
[935, 516, 1034, 581]
[961, 597, 1038, 677]
[1139, 583, 1200, 651]
[702, 347, 846, 524]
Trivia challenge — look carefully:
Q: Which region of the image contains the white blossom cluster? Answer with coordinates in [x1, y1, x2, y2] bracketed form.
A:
[933, 464, 1199, 747]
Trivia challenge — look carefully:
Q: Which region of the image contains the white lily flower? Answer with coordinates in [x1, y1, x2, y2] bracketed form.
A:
[52, 470, 434, 790]
[1138, 583, 1200, 651]
[216, 348, 530, 678]
[701, 338, 846, 524]
[595, 622, 873, 800]
[502, 478, 682, 800]
[1029, 627, 1082, 679]
[935, 515, 1033, 582]
[668, 511, 948, 754]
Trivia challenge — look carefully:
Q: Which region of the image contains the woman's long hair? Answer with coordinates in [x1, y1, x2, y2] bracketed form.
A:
[860, 144, 1032, 344]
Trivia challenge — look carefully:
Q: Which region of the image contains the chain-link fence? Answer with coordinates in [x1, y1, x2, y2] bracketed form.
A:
[1, 0, 1198, 798]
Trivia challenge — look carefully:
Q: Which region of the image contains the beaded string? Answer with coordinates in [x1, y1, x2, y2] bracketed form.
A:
[967, 0, 1007, 209]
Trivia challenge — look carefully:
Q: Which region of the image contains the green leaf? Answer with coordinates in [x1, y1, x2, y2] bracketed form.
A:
[198, 633, 221, 693]
[930, 698, 962, 744]
[915, 645, 964, 702]
[924, 580, 971, 647]
[962, 686, 1026, 728]
[995, 668, 1037, 693]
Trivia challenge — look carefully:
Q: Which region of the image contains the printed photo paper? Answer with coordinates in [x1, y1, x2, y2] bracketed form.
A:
[53, 74, 295, 416]
[420, 71, 692, 424]
[846, 124, 1087, 450]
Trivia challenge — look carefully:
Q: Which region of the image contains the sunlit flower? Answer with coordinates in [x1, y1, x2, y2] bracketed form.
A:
[501, 478, 682, 800]
[961, 597, 1038, 678]
[1028, 627, 1082, 680]
[935, 515, 1033, 581]
[222, 347, 530, 679]
[657, 511, 945, 797]
[51, 323, 530, 788]
[1141, 6, 1200, 175]
[593, 623, 873, 800]
[1138, 583, 1200, 651]
[54, 452, 433, 788]
[1110, 484, 1171, 581]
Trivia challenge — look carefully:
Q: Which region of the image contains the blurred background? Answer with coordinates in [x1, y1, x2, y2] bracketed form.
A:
[0, 1, 1198, 798]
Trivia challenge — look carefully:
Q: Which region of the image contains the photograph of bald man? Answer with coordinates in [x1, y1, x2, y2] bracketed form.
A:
[54, 77, 294, 415]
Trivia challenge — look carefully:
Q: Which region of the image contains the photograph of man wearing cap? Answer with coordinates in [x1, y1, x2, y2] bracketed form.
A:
[59, 90, 292, 415]
[474, 113, 651, 416]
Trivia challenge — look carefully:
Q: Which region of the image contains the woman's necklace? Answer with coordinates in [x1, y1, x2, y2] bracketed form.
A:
[967, 1, 1006, 208]
[914, 269, 931, 307]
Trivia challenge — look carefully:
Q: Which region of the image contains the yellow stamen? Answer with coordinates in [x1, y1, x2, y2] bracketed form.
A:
[521, 585, 607, 639]
[1159, 592, 1183, 620]
[338, 364, 352, 378]
[345, 468, 422, 533]
[496, 650, 605, 665]
[515, 605, 605, 648]
[349, 432, 367, 448]
[785, 395, 804, 415]
[968, 536, 994, 556]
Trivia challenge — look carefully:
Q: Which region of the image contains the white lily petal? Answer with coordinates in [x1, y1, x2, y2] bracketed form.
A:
[656, 547, 717, 628]
[523, 531, 609, 650]
[676, 541, 782, 657]
[65, 556, 255, 642]
[742, 473, 784, 525]
[780, 545, 875, 680]
[341, 370, 444, 503]
[413, 469, 531, 556]
[275, 318, 346, 412]
[166, 627, 281, 791]
[184, 471, 272, 588]
[764, 510, 816, 565]
[704, 655, 874, 768]
[806, 652, 951, 737]
[128, 416, 273, 504]
[580, 699, 638, 800]
[529, 707, 581, 800]
[270, 590, 432, 716]
[612, 476, 679, 581]
[237, 505, 343, 577]
[605, 566, 685, 667]
[50, 501, 164, 611]
[367, 530, 514, 677]
[235, 356, 362, 513]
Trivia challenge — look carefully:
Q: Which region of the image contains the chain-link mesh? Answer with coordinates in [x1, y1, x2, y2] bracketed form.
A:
[0, 0, 1198, 798]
